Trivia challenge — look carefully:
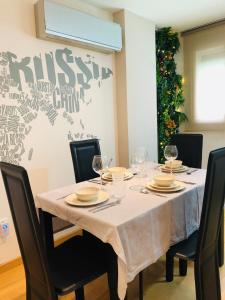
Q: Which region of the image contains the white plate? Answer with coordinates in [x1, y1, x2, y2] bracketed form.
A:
[65, 191, 109, 207]
[103, 171, 130, 178]
[149, 180, 177, 190]
[159, 165, 189, 173]
[162, 164, 187, 170]
[102, 171, 133, 181]
[164, 165, 184, 170]
[146, 181, 185, 193]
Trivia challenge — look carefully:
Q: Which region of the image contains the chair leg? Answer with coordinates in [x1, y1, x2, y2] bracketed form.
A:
[218, 209, 224, 267]
[166, 253, 174, 282]
[194, 255, 221, 300]
[75, 287, 84, 300]
[139, 271, 144, 300]
[124, 291, 128, 300]
[26, 285, 31, 300]
[179, 259, 187, 276]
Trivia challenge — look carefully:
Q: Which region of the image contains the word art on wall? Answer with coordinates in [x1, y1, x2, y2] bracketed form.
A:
[0, 48, 113, 164]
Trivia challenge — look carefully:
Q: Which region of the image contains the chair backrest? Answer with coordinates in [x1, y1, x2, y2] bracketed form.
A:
[197, 147, 225, 261]
[0, 162, 56, 299]
[171, 133, 203, 168]
[70, 139, 101, 183]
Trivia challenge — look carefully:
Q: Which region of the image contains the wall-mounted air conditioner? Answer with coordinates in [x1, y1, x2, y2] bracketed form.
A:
[34, 0, 122, 53]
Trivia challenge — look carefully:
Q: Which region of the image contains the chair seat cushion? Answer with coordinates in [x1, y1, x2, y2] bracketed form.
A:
[49, 235, 107, 295]
[167, 230, 198, 260]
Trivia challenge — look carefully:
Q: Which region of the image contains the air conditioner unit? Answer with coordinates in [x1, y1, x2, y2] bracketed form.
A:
[34, 0, 122, 53]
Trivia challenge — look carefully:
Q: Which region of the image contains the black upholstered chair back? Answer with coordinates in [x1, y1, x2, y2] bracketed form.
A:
[171, 133, 203, 168]
[198, 147, 225, 257]
[0, 162, 56, 299]
[196, 148, 225, 299]
[70, 139, 101, 183]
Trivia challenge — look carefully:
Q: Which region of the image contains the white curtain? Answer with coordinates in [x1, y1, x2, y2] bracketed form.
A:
[183, 23, 225, 130]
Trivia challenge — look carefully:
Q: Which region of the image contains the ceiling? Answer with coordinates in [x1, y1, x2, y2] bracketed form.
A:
[85, 0, 225, 31]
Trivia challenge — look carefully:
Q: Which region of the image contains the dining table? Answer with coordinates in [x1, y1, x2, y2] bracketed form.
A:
[35, 164, 206, 300]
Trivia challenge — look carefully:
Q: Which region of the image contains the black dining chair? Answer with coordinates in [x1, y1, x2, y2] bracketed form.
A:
[69, 139, 144, 300]
[69, 139, 101, 239]
[70, 139, 101, 183]
[170, 133, 204, 274]
[0, 162, 109, 300]
[51, 139, 101, 235]
[165, 147, 225, 300]
[171, 133, 223, 269]
[171, 133, 203, 168]
[69, 139, 142, 299]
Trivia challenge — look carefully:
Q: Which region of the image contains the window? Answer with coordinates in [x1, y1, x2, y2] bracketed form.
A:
[183, 23, 225, 130]
[195, 48, 225, 124]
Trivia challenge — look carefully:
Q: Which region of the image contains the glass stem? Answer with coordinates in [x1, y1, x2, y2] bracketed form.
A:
[100, 171, 103, 188]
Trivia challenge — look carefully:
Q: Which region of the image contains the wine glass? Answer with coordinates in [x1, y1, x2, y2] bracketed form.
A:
[135, 147, 147, 177]
[129, 147, 148, 191]
[164, 145, 178, 174]
[92, 155, 109, 187]
[111, 172, 126, 200]
[130, 152, 139, 175]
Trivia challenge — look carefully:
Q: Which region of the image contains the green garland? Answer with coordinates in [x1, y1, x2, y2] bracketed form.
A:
[156, 27, 187, 163]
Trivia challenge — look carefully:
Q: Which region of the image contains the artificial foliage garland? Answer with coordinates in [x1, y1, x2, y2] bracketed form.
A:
[156, 27, 187, 163]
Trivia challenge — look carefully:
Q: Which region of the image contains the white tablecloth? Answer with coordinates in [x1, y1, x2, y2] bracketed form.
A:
[35, 168, 206, 300]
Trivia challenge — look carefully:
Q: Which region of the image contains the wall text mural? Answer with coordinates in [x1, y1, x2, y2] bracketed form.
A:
[0, 48, 113, 164]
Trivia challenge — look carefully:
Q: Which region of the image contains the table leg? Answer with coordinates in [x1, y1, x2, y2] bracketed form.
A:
[38, 209, 54, 254]
[106, 244, 120, 300]
[139, 271, 144, 300]
[218, 209, 224, 267]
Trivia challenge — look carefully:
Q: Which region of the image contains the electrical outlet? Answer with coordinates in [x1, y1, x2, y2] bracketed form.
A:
[0, 218, 9, 238]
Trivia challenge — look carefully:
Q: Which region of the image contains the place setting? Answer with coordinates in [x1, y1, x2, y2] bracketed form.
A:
[89, 155, 133, 187]
[155, 145, 197, 186]
[63, 179, 124, 206]
[64, 186, 109, 207]
[64, 185, 125, 214]
[158, 145, 189, 173]
[102, 167, 134, 181]
[65, 159, 128, 211]
[159, 160, 189, 173]
[136, 145, 192, 193]
[145, 174, 185, 193]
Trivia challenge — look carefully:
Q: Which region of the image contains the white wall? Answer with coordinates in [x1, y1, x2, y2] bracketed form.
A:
[0, 0, 116, 264]
[0, 2, 158, 265]
[200, 131, 225, 167]
[125, 11, 157, 162]
[114, 10, 158, 166]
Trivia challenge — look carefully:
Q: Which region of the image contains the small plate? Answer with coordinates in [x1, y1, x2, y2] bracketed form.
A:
[149, 181, 177, 190]
[164, 165, 184, 170]
[160, 165, 189, 173]
[103, 171, 131, 178]
[146, 181, 185, 193]
[65, 191, 109, 207]
[102, 171, 133, 181]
